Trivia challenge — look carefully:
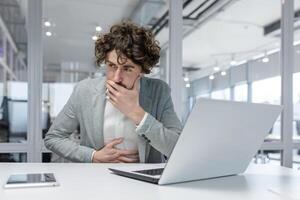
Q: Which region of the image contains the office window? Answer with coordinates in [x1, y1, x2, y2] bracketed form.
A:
[234, 84, 248, 102]
[183, 0, 281, 102]
[48, 83, 75, 119]
[197, 93, 210, 99]
[252, 77, 281, 140]
[0, 153, 26, 162]
[293, 149, 300, 170]
[293, 73, 300, 140]
[4, 82, 28, 143]
[253, 150, 281, 166]
[0, 79, 28, 146]
[211, 88, 230, 100]
[252, 77, 281, 105]
[0, 1, 28, 162]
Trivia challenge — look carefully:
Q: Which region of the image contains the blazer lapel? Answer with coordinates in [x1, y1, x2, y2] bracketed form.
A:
[138, 77, 152, 163]
[91, 78, 106, 150]
[139, 77, 152, 112]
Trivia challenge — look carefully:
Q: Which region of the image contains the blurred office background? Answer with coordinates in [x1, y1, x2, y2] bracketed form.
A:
[0, 0, 299, 169]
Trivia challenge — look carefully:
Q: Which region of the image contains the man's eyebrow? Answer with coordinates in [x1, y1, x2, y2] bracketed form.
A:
[105, 60, 135, 68]
[105, 60, 115, 65]
[123, 64, 135, 68]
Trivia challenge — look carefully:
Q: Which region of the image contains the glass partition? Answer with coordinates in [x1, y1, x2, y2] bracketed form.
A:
[0, 0, 28, 152]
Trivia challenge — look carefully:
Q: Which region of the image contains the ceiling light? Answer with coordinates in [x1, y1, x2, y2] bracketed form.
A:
[44, 21, 51, 27]
[209, 75, 215, 80]
[230, 54, 238, 66]
[261, 50, 270, 63]
[213, 67, 220, 72]
[185, 83, 191, 88]
[262, 57, 270, 63]
[45, 31, 52, 36]
[230, 60, 237, 66]
[96, 26, 102, 32]
[92, 35, 98, 41]
[221, 71, 227, 76]
[293, 40, 300, 46]
[184, 77, 189, 82]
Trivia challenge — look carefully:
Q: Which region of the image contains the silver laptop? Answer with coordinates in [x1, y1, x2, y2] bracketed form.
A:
[109, 99, 282, 185]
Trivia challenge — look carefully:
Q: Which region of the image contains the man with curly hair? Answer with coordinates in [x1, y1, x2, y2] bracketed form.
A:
[44, 21, 182, 163]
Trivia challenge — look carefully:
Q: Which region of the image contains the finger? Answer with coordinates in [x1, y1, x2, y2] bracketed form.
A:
[107, 152, 121, 161]
[107, 91, 117, 102]
[108, 98, 117, 108]
[117, 156, 139, 163]
[107, 80, 125, 93]
[106, 137, 124, 148]
[106, 83, 118, 96]
[117, 149, 138, 155]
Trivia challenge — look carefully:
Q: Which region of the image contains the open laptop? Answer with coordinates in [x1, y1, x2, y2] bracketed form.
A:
[109, 99, 282, 185]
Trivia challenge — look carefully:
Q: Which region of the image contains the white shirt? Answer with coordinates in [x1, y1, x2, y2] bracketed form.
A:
[91, 99, 148, 161]
[103, 100, 138, 150]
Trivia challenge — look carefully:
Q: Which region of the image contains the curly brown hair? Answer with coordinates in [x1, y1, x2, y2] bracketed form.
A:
[95, 21, 160, 74]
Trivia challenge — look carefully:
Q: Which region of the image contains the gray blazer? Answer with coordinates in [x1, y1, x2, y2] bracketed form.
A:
[44, 77, 182, 163]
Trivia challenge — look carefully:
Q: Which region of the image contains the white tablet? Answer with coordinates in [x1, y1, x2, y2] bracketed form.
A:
[3, 173, 59, 189]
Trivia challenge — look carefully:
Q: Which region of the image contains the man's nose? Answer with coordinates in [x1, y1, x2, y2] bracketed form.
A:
[113, 68, 123, 83]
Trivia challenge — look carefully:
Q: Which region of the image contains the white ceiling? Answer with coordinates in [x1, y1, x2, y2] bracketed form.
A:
[182, 0, 300, 70]
[42, 0, 300, 76]
[43, 0, 139, 69]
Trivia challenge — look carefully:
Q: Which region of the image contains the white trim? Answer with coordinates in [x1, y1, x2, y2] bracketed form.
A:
[293, 142, 300, 149]
[0, 143, 28, 152]
[260, 141, 284, 150]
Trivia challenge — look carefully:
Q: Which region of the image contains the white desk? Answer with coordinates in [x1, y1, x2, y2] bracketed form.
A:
[0, 163, 300, 200]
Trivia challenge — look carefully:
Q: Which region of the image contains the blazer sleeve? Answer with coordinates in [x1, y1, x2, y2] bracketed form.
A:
[135, 85, 182, 157]
[44, 84, 94, 163]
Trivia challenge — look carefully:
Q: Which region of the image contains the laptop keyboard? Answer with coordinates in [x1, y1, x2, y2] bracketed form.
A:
[134, 168, 164, 176]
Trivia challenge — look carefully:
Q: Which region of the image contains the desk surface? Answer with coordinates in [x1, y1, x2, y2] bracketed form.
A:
[0, 163, 300, 200]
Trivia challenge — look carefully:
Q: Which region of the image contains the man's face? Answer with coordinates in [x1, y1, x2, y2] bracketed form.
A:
[105, 50, 142, 89]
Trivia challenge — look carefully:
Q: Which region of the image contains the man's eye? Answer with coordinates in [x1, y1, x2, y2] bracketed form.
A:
[124, 68, 133, 72]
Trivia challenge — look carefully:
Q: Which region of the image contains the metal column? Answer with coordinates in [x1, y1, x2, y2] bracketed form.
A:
[169, 0, 183, 119]
[27, 0, 43, 162]
[280, 0, 294, 168]
[246, 63, 252, 103]
[229, 68, 234, 100]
